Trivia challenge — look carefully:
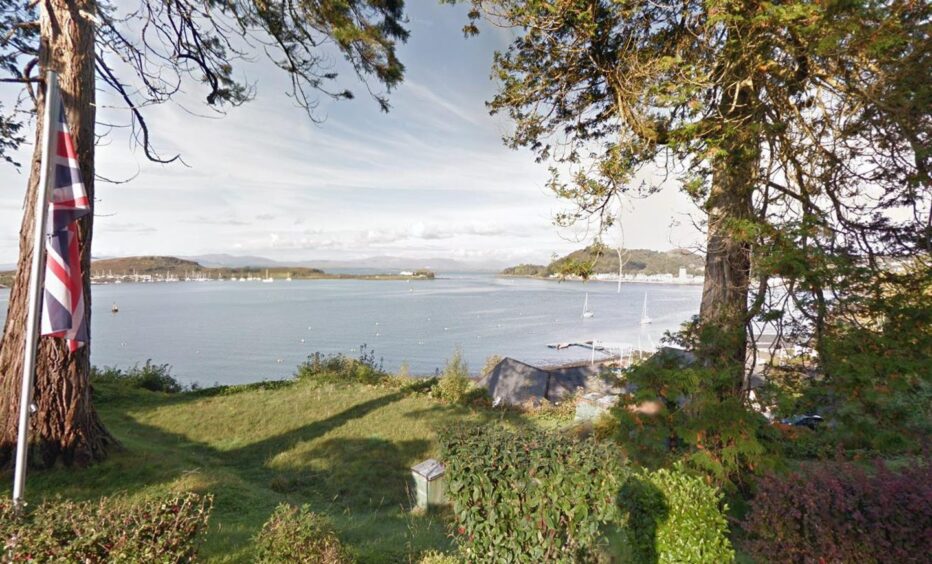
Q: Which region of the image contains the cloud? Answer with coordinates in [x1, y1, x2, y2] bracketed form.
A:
[255, 213, 276, 220]
[403, 80, 483, 127]
[98, 222, 157, 233]
[183, 216, 252, 226]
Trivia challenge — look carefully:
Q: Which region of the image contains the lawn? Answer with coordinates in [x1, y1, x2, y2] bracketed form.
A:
[24, 378, 543, 562]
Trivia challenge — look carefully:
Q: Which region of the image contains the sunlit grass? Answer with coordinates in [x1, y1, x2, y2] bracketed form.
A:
[25, 378, 541, 562]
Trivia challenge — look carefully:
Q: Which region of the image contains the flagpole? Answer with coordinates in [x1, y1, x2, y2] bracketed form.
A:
[12, 71, 60, 507]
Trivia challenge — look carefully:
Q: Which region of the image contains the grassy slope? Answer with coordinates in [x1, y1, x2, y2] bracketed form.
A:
[25, 379, 535, 563]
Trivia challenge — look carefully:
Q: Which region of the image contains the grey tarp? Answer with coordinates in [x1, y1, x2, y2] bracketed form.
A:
[477, 358, 612, 405]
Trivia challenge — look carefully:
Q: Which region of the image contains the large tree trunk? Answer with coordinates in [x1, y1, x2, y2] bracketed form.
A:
[0, 0, 115, 469]
[698, 75, 759, 392]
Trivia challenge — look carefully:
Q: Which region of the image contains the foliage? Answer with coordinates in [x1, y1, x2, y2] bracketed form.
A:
[619, 466, 734, 563]
[434, 348, 472, 405]
[612, 342, 779, 490]
[91, 360, 184, 393]
[815, 270, 932, 454]
[0, 492, 212, 561]
[741, 458, 932, 563]
[479, 354, 502, 377]
[757, 265, 932, 457]
[454, 0, 930, 431]
[546, 246, 704, 278]
[439, 424, 624, 562]
[500, 263, 549, 277]
[254, 503, 352, 563]
[418, 550, 461, 564]
[296, 345, 389, 385]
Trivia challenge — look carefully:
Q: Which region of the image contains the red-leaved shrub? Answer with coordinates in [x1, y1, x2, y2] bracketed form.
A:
[742, 458, 932, 563]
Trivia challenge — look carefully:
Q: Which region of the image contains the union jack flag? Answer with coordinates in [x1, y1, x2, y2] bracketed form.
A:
[40, 101, 90, 352]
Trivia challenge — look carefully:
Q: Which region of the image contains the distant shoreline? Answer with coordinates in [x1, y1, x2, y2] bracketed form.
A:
[89, 273, 435, 285]
[498, 273, 704, 286]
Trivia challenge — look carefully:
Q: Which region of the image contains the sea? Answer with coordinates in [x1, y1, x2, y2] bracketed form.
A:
[0, 275, 701, 387]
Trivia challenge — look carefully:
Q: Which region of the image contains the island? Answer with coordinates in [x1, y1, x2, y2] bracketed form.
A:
[0, 256, 436, 286]
[502, 245, 705, 284]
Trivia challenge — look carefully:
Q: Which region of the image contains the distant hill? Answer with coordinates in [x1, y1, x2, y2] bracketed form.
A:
[503, 246, 704, 278]
[186, 254, 282, 268]
[89, 256, 326, 279]
[92, 256, 203, 275]
[191, 254, 506, 273]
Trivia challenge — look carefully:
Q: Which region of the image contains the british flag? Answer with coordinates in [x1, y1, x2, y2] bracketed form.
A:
[40, 101, 90, 352]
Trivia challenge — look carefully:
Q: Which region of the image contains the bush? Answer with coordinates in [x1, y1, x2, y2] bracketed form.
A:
[418, 550, 460, 563]
[480, 354, 502, 377]
[254, 503, 351, 563]
[741, 458, 932, 563]
[612, 339, 778, 489]
[0, 492, 212, 561]
[435, 348, 471, 405]
[296, 344, 389, 386]
[91, 360, 184, 393]
[619, 466, 734, 563]
[439, 424, 624, 562]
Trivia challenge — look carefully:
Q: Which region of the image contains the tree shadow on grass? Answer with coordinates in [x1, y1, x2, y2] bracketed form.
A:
[25, 388, 424, 560]
[617, 475, 669, 564]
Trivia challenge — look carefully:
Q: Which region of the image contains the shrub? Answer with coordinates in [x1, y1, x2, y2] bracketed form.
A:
[439, 424, 624, 562]
[254, 503, 351, 563]
[612, 340, 778, 489]
[619, 466, 734, 563]
[91, 360, 184, 393]
[480, 354, 502, 377]
[435, 348, 471, 405]
[418, 550, 460, 563]
[0, 492, 212, 561]
[296, 344, 389, 385]
[741, 458, 932, 563]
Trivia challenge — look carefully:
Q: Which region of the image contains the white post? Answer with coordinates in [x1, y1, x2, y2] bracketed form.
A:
[12, 71, 59, 507]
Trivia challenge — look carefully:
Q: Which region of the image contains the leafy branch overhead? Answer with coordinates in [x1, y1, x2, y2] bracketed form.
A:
[0, 0, 409, 163]
[455, 0, 929, 387]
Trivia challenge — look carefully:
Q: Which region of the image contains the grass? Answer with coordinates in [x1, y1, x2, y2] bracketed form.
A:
[23, 377, 549, 563]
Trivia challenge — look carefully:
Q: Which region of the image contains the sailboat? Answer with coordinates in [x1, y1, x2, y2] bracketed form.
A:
[262, 269, 274, 283]
[639, 293, 652, 325]
[582, 293, 594, 318]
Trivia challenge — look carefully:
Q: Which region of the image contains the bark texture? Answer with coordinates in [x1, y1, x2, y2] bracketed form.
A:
[0, 0, 115, 469]
[698, 69, 759, 389]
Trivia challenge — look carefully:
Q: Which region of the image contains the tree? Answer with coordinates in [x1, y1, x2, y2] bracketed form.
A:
[454, 0, 929, 391]
[0, 0, 408, 468]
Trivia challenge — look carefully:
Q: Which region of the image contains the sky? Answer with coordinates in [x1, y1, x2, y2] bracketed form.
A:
[0, 3, 703, 268]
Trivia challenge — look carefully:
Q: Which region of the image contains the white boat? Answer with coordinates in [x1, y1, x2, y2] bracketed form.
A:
[582, 292, 594, 318]
[262, 269, 274, 283]
[640, 293, 652, 325]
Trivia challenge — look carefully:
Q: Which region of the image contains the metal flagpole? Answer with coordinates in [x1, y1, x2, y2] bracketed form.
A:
[12, 71, 60, 507]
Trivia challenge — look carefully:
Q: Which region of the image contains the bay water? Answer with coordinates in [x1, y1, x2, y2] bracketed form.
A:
[0, 275, 700, 386]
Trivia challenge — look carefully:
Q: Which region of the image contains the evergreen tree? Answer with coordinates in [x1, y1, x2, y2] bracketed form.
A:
[454, 0, 929, 389]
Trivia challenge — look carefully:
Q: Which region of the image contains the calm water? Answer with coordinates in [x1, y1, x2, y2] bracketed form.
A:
[0, 276, 700, 386]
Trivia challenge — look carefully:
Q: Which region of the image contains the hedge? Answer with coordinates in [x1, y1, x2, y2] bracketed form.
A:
[619, 466, 734, 563]
[742, 458, 932, 563]
[439, 424, 624, 562]
[0, 492, 212, 562]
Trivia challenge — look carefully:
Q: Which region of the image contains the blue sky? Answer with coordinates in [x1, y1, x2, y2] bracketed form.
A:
[0, 2, 702, 267]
